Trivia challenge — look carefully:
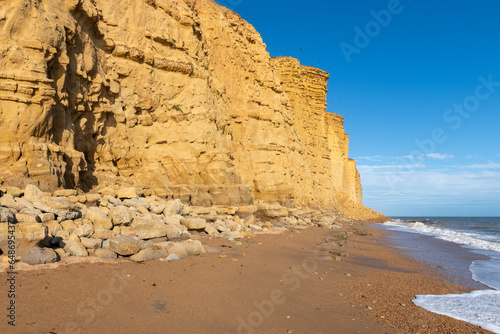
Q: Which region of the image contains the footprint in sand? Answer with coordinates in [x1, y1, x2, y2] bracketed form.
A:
[152, 300, 167, 314]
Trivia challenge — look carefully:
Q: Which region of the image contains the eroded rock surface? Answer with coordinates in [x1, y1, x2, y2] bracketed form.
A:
[0, 0, 384, 222]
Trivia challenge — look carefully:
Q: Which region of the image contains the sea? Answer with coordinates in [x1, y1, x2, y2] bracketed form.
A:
[381, 217, 500, 333]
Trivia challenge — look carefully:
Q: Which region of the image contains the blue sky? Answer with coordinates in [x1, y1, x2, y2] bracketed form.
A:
[214, 0, 500, 216]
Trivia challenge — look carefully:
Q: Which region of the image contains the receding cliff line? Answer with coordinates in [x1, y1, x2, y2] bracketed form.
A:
[0, 0, 382, 220]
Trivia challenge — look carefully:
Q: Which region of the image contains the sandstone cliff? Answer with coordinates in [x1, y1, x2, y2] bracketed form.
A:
[0, 0, 384, 221]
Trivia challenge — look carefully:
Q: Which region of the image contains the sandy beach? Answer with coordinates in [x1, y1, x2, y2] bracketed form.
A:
[0, 221, 493, 334]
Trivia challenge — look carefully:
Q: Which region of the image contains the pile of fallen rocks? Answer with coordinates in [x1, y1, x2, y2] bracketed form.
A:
[0, 184, 351, 265]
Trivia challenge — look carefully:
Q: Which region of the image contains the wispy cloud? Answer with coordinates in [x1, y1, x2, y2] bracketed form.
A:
[353, 155, 383, 162]
[359, 161, 500, 215]
[401, 153, 454, 160]
[403, 155, 423, 160]
[463, 161, 500, 169]
[358, 164, 426, 172]
[360, 163, 500, 191]
[426, 153, 454, 160]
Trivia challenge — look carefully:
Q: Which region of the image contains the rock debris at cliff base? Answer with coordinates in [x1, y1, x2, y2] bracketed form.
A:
[0, 184, 381, 265]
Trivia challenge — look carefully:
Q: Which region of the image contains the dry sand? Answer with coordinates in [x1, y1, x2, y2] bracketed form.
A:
[0, 222, 493, 334]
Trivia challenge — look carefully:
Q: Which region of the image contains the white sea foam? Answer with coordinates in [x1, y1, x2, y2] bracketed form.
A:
[413, 290, 500, 333]
[470, 259, 500, 290]
[383, 220, 500, 253]
[384, 219, 500, 332]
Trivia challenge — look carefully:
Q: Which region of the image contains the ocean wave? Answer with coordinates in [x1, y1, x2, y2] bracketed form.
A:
[470, 259, 500, 290]
[383, 220, 500, 253]
[413, 290, 500, 334]
[385, 219, 500, 333]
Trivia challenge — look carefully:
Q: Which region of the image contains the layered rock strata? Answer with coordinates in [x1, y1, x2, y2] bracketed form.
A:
[272, 57, 365, 207]
[0, 0, 382, 221]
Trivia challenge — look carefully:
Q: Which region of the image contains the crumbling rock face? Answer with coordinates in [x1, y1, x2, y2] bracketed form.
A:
[0, 0, 381, 220]
[272, 57, 364, 207]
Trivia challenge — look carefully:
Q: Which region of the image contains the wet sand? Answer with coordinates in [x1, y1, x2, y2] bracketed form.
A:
[0, 222, 493, 334]
[343, 224, 492, 334]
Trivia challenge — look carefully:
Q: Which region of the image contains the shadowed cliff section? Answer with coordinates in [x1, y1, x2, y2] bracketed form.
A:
[0, 0, 385, 221]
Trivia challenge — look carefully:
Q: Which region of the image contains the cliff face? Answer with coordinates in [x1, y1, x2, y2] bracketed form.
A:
[0, 0, 249, 206]
[0, 0, 382, 220]
[272, 57, 365, 208]
[195, 1, 298, 206]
